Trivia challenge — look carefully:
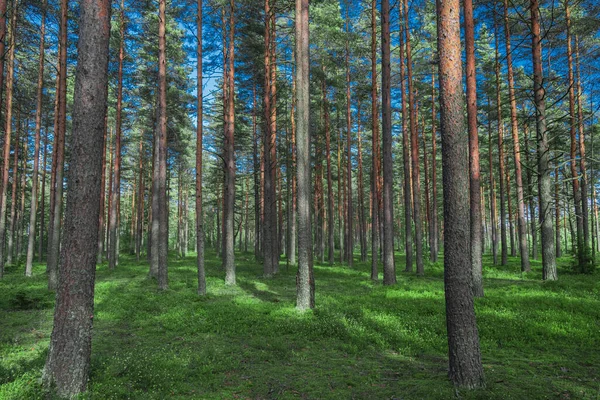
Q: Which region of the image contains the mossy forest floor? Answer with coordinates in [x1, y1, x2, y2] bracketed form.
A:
[0, 251, 599, 399]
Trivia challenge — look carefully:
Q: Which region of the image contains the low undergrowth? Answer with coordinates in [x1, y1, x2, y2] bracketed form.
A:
[0, 251, 598, 399]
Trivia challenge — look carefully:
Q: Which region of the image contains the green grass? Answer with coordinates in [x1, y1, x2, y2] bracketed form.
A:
[0, 251, 599, 399]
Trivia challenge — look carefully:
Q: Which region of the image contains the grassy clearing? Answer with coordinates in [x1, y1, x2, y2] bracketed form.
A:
[0, 251, 599, 399]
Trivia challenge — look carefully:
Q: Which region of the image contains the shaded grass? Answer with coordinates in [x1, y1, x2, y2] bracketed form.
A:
[0, 251, 599, 399]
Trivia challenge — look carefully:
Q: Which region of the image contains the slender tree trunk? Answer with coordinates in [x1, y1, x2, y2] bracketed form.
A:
[108, 0, 125, 271]
[430, 70, 439, 262]
[196, 0, 206, 294]
[488, 103, 498, 265]
[503, 0, 530, 271]
[437, 0, 485, 387]
[524, 127, 538, 259]
[370, 0, 380, 281]
[97, 117, 108, 264]
[47, 0, 68, 290]
[565, 1, 584, 266]
[295, 0, 314, 311]
[464, 0, 483, 296]
[151, 0, 169, 289]
[136, 137, 144, 262]
[345, 4, 353, 266]
[399, 0, 412, 271]
[0, 0, 18, 277]
[7, 115, 20, 266]
[263, 0, 277, 276]
[506, 161, 516, 257]
[381, 0, 396, 285]
[25, 0, 46, 275]
[494, 13, 507, 266]
[531, 0, 557, 280]
[290, 75, 297, 265]
[405, 0, 423, 275]
[42, 0, 111, 395]
[39, 124, 49, 262]
[555, 165, 561, 258]
[322, 77, 334, 265]
[357, 101, 367, 262]
[575, 35, 589, 252]
[223, 0, 236, 284]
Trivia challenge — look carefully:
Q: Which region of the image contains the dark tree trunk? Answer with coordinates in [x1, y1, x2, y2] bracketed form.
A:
[356, 101, 367, 262]
[436, 0, 485, 387]
[42, 0, 111, 395]
[531, 0, 557, 280]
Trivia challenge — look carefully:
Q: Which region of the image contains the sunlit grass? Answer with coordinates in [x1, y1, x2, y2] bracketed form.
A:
[0, 250, 598, 399]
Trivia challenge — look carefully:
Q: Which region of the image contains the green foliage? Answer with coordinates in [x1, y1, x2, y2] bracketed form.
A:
[0, 254, 599, 399]
[570, 246, 597, 275]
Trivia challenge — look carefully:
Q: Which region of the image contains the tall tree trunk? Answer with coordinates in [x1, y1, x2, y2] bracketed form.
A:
[381, 0, 396, 285]
[263, 0, 279, 276]
[0, 0, 18, 277]
[399, 0, 412, 271]
[555, 165, 561, 258]
[531, 0, 557, 280]
[430, 70, 439, 262]
[524, 127, 538, 259]
[295, 0, 314, 311]
[565, 1, 584, 265]
[289, 75, 297, 265]
[223, 0, 236, 284]
[405, 0, 423, 275]
[488, 101, 498, 265]
[436, 0, 485, 387]
[42, 0, 111, 395]
[506, 160, 516, 257]
[575, 35, 589, 252]
[357, 101, 367, 262]
[47, 0, 68, 290]
[345, 4, 353, 266]
[25, 0, 46, 276]
[151, 0, 169, 289]
[196, 0, 206, 294]
[108, 0, 125, 271]
[322, 77, 334, 265]
[370, 0, 380, 281]
[39, 124, 49, 262]
[97, 117, 108, 264]
[464, 0, 483, 296]
[136, 137, 144, 262]
[7, 115, 20, 266]
[494, 13, 508, 266]
[503, 0, 530, 271]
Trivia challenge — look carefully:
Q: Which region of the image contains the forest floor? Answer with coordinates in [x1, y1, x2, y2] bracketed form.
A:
[0, 251, 599, 399]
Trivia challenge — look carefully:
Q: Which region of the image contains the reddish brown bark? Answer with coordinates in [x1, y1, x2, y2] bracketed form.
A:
[405, 0, 423, 275]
